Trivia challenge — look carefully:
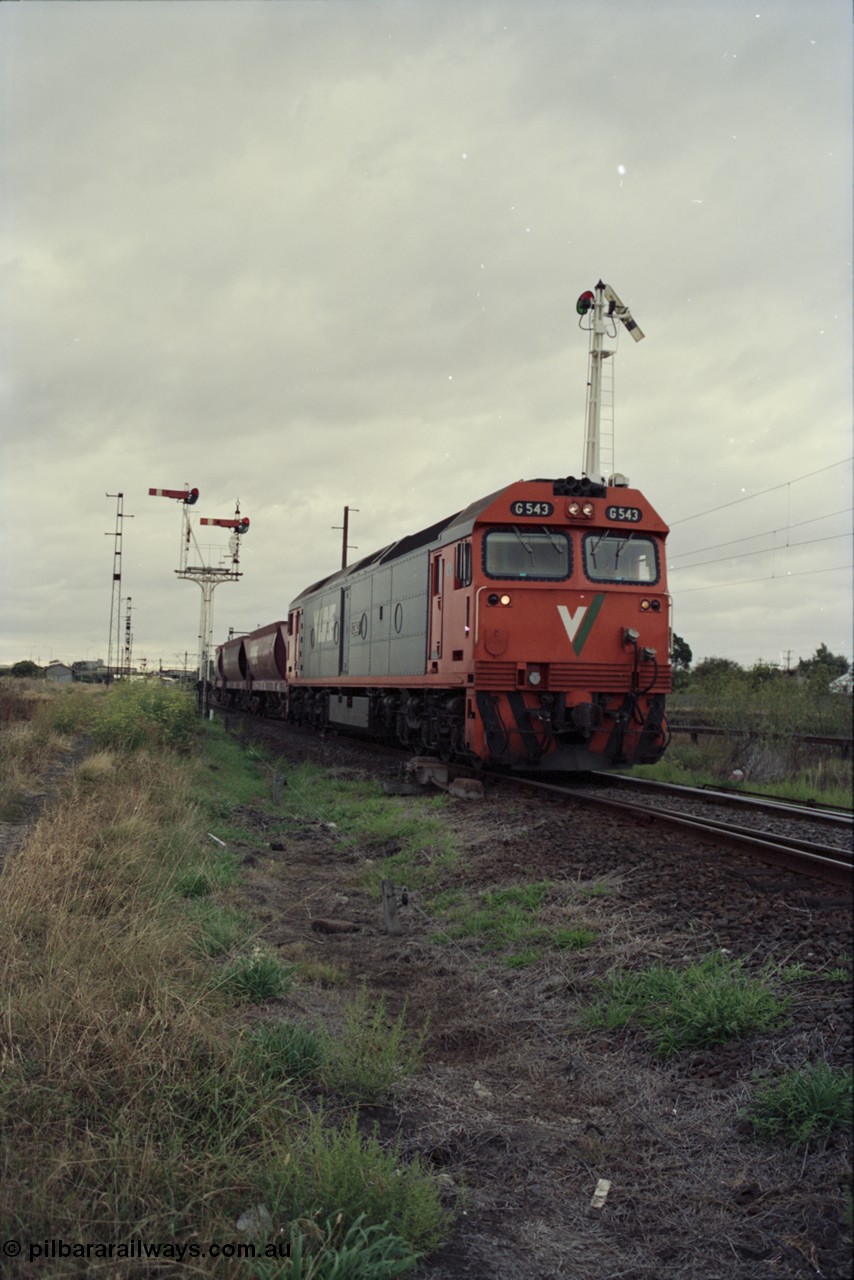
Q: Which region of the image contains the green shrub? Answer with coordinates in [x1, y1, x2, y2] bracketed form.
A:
[584, 952, 790, 1057]
[187, 901, 248, 956]
[93, 682, 196, 752]
[244, 1020, 327, 1084]
[221, 946, 295, 1003]
[743, 1062, 853, 1145]
[252, 1212, 420, 1279]
[323, 986, 426, 1102]
[264, 1111, 449, 1253]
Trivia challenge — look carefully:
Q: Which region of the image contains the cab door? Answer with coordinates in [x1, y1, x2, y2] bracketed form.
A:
[429, 552, 444, 662]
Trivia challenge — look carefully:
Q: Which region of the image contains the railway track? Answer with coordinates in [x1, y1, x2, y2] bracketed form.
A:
[501, 772, 853, 889]
[214, 709, 852, 887]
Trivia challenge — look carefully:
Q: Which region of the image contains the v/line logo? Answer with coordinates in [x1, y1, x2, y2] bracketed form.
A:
[557, 594, 605, 655]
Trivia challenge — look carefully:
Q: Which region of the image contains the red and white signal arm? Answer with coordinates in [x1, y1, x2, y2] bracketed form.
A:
[200, 516, 250, 533]
[148, 487, 199, 504]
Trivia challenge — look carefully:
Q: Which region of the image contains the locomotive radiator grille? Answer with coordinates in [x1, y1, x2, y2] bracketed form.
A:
[474, 661, 670, 693]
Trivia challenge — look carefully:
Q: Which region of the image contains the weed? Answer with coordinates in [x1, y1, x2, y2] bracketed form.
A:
[294, 955, 350, 987]
[743, 1062, 853, 1144]
[584, 952, 790, 1057]
[174, 847, 241, 898]
[263, 1111, 450, 1253]
[187, 901, 248, 956]
[244, 1020, 327, 1085]
[252, 1212, 420, 1279]
[220, 946, 295, 1003]
[92, 681, 197, 752]
[822, 967, 850, 983]
[552, 926, 597, 950]
[323, 985, 427, 1102]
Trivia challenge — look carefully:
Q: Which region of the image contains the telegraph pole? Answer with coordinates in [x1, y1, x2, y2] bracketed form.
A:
[105, 492, 134, 681]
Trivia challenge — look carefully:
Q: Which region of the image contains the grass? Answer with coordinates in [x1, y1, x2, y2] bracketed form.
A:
[252, 1212, 421, 1278]
[0, 689, 449, 1273]
[583, 951, 791, 1057]
[434, 880, 597, 968]
[276, 762, 458, 890]
[743, 1062, 853, 1145]
[628, 728, 852, 809]
[322, 985, 428, 1102]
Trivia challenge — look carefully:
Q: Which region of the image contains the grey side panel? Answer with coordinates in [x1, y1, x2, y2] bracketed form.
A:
[304, 589, 340, 679]
[388, 550, 429, 676]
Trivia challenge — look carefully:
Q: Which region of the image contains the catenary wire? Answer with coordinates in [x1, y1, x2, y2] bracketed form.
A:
[669, 531, 851, 572]
[668, 508, 852, 562]
[675, 564, 851, 593]
[668, 458, 852, 527]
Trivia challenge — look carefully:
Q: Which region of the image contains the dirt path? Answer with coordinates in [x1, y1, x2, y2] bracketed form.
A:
[221, 719, 852, 1280]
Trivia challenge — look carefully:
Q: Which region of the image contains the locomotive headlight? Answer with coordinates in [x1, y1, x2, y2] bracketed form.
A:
[567, 501, 580, 516]
[623, 627, 640, 644]
[487, 593, 513, 606]
[528, 670, 542, 686]
[582, 501, 594, 516]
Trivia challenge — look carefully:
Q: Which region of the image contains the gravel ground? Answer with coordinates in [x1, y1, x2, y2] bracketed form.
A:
[219, 715, 853, 1280]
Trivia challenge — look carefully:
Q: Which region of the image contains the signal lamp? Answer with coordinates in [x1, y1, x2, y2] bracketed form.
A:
[576, 290, 595, 315]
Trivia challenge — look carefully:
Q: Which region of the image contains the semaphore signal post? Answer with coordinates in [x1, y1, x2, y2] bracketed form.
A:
[149, 485, 250, 713]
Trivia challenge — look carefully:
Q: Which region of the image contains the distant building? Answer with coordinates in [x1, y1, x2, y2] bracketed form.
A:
[45, 662, 73, 683]
[830, 672, 853, 695]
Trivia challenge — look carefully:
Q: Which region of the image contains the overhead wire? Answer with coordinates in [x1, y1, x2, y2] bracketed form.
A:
[670, 531, 851, 572]
[668, 458, 853, 527]
[676, 564, 852, 594]
[668, 508, 852, 562]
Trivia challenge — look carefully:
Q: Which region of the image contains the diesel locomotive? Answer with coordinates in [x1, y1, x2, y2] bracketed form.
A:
[213, 474, 671, 771]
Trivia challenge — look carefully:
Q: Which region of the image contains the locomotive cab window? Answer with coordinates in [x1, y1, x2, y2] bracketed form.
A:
[484, 528, 571, 580]
[583, 532, 659, 584]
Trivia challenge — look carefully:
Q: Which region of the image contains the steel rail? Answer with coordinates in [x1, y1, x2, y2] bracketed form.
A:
[587, 771, 853, 827]
[503, 776, 853, 889]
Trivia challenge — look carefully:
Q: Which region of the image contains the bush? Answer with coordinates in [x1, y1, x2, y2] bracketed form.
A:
[252, 1212, 420, 1279]
[584, 952, 790, 1057]
[220, 946, 295, 1003]
[743, 1062, 853, 1145]
[93, 682, 196, 752]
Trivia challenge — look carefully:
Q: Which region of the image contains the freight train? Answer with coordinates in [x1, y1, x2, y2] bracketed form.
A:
[213, 473, 671, 771]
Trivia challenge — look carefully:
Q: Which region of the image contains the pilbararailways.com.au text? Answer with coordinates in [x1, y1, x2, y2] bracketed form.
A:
[3, 1238, 292, 1264]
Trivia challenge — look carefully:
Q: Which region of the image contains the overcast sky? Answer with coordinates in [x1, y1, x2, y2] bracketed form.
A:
[1, 0, 851, 673]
